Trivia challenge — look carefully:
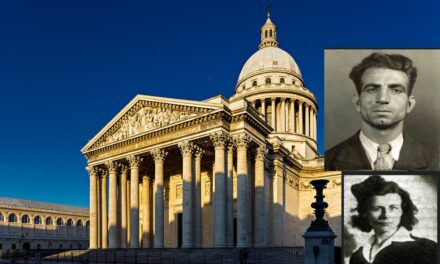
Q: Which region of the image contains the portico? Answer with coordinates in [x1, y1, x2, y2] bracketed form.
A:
[83, 96, 275, 248]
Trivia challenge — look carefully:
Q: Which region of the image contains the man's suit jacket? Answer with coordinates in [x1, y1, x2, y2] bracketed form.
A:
[325, 131, 440, 171]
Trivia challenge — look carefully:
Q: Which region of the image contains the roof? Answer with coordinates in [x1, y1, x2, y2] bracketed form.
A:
[0, 196, 89, 215]
[237, 46, 301, 85]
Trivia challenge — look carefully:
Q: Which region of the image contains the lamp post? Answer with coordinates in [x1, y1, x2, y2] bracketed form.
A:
[303, 179, 336, 264]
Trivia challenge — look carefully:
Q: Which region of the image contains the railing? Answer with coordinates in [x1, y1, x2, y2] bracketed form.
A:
[43, 247, 304, 264]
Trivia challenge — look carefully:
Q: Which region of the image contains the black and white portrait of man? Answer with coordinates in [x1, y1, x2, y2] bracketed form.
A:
[325, 50, 440, 171]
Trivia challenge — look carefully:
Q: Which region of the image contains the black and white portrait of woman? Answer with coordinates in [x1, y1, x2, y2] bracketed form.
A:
[344, 175, 437, 264]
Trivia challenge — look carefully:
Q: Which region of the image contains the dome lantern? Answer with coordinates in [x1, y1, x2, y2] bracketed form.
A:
[259, 9, 279, 49]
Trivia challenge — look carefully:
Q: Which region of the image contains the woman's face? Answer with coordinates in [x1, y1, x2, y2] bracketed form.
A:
[366, 193, 403, 235]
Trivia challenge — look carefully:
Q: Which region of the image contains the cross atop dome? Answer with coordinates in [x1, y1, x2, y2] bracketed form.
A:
[266, 2, 271, 18]
[259, 4, 279, 49]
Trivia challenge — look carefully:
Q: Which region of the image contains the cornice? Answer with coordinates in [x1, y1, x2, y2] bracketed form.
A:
[232, 87, 318, 108]
[231, 107, 273, 136]
[0, 205, 89, 217]
[82, 95, 224, 153]
[84, 110, 232, 162]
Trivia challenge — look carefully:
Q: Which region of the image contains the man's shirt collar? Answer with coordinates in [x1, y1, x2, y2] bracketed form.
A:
[359, 131, 404, 169]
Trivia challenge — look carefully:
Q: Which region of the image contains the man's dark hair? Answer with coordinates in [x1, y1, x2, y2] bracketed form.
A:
[351, 176, 418, 233]
[349, 52, 417, 95]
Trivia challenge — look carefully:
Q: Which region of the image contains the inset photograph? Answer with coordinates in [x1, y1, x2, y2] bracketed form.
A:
[343, 174, 437, 264]
[324, 49, 440, 171]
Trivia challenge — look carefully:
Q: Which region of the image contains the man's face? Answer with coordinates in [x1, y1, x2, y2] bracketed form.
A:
[353, 67, 416, 129]
[366, 193, 403, 235]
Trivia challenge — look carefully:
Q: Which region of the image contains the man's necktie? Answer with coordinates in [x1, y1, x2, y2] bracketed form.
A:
[374, 144, 394, 170]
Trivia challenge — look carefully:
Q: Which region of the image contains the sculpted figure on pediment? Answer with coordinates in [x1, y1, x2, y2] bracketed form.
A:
[103, 105, 198, 145]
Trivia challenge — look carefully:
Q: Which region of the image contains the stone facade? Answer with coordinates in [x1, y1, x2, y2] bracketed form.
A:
[82, 13, 341, 249]
[0, 197, 89, 251]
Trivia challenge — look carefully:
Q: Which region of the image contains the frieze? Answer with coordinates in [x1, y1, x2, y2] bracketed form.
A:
[101, 106, 198, 147]
[86, 119, 220, 162]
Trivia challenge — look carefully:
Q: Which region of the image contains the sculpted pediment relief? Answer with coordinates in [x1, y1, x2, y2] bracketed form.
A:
[83, 96, 222, 152]
[105, 105, 198, 144]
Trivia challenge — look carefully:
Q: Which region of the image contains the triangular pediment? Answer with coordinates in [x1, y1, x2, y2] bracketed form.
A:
[82, 95, 223, 152]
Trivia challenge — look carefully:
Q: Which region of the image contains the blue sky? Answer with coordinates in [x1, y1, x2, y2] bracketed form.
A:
[1, 0, 440, 207]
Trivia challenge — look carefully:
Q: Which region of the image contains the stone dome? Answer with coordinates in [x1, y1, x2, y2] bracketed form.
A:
[237, 46, 302, 86]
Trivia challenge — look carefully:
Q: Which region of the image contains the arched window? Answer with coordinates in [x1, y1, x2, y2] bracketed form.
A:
[265, 78, 271, 84]
[11, 244, 16, 250]
[252, 80, 257, 87]
[280, 78, 285, 84]
[56, 218, 64, 226]
[265, 30, 268, 38]
[8, 213, 17, 223]
[292, 80, 296, 85]
[76, 220, 83, 227]
[269, 29, 273, 37]
[34, 216, 42, 225]
[0, 213, 4, 222]
[22, 215, 30, 224]
[46, 217, 53, 225]
[86, 221, 90, 227]
[66, 219, 73, 227]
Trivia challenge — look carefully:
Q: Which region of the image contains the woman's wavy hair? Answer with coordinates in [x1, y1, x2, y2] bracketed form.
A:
[351, 176, 418, 232]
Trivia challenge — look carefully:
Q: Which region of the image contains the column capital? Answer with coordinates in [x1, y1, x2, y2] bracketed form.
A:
[120, 164, 129, 175]
[178, 141, 196, 157]
[210, 131, 229, 149]
[86, 166, 99, 177]
[105, 161, 118, 173]
[194, 146, 204, 159]
[227, 140, 236, 151]
[234, 133, 252, 149]
[254, 146, 268, 161]
[127, 155, 143, 168]
[150, 148, 168, 163]
[99, 168, 108, 177]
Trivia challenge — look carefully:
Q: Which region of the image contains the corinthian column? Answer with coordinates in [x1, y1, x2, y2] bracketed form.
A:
[290, 100, 295, 133]
[120, 165, 128, 248]
[271, 98, 276, 131]
[87, 166, 99, 249]
[235, 133, 251, 247]
[151, 149, 167, 248]
[281, 98, 286, 132]
[298, 101, 304, 134]
[100, 170, 108, 249]
[210, 132, 228, 247]
[178, 141, 195, 248]
[313, 109, 317, 140]
[305, 104, 310, 137]
[226, 141, 235, 247]
[261, 99, 266, 121]
[107, 161, 119, 248]
[254, 146, 267, 246]
[194, 147, 203, 247]
[128, 155, 143, 248]
[142, 176, 151, 248]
